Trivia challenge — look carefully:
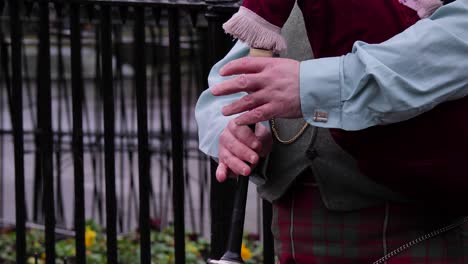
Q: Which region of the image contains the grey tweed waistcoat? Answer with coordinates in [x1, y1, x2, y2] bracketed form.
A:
[256, 120, 406, 211]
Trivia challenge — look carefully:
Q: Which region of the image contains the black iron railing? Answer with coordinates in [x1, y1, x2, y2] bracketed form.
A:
[0, 0, 275, 263]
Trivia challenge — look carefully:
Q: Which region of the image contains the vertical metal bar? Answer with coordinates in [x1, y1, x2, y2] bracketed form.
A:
[33, 27, 43, 222]
[263, 200, 275, 264]
[134, 6, 151, 264]
[113, 25, 125, 232]
[193, 25, 209, 235]
[1, 26, 13, 124]
[150, 23, 168, 224]
[0, 63, 3, 221]
[148, 27, 157, 138]
[198, 155, 209, 235]
[38, 1, 56, 262]
[70, 3, 86, 263]
[184, 28, 196, 233]
[100, 5, 118, 263]
[156, 22, 171, 227]
[128, 20, 140, 229]
[33, 137, 43, 222]
[91, 24, 104, 225]
[55, 4, 65, 226]
[126, 150, 138, 230]
[168, 8, 185, 264]
[34, 0, 45, 224]
[23, 43, 37, 127]
[1, 0, 5, 207]
[9, 0, 26, 263]
[146, 26, 158, 220]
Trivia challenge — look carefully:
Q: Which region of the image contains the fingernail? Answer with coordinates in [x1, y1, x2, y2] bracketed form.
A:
[242, 168, 248, 176]
[251, 141, 259, 149]
[221, 107, 229, 116]
[250, 155, 257, 164]
[216, 173, 224, 182]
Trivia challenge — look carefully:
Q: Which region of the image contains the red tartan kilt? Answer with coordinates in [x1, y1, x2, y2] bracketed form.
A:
[271, 174, 468, 264]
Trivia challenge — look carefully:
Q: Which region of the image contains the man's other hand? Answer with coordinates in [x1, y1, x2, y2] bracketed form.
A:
[211, 57, 302, 126]
[216, 120, 272, 182]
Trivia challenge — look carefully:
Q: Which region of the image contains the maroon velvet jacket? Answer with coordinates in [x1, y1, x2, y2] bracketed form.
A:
[231, 0, 468, 210]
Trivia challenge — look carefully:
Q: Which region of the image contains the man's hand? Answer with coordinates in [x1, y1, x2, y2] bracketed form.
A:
[211, 57, 302, 126]
[216, 120, 272, 182]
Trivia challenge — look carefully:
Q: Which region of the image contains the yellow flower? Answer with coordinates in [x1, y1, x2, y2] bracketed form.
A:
[186, 244, 200, 256]
[85, 226, 97, 248]
[241, 243, 252, 260]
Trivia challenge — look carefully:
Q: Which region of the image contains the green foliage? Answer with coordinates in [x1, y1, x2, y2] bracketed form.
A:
[0, 222, 263, 264]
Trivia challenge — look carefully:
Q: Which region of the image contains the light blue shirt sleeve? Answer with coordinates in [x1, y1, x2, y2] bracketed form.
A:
[197, 0, 468, 157]
[195, 41, 250, 157]
[301, 0, 468, 130]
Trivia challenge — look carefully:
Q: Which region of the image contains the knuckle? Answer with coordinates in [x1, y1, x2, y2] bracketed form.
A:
[257, 72, 269, 83]
[263, 61, 274, 71]
[241, 57, 252, 68]
[227, 120, 237, 131]
[237, 74, 248, 88]
[223, 156, 232, 166]
[237, 126, 251, 140]
[263, 105, 274, 117]
[219, 153, 227, 164]
[227, 141, 235, 151]
[252, 109, 264, 120]
[242, 95, 255, 108]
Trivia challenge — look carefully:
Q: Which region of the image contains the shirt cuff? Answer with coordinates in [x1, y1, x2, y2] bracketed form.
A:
[300, 57, 343, 129]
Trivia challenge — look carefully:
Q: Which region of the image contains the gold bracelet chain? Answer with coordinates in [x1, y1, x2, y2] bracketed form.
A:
[270, 118, 309, 145]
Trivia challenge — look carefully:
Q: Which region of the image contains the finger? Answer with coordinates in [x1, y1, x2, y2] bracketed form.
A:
[211, 73, 261, 96]
[222, 128, 259, 165]
[219, 148, 252, 176]
[255, 122, 267, 136]
[234, 104, 276, 126]
[227, 120, 262, 153]
[220, 57, 270, 76]
[255, 123, 270, 142]
[255, 123, 273, 157]
[216, 163, 229, 182]
[222, 93, 268, 117]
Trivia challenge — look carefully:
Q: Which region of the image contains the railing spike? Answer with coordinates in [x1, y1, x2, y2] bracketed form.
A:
[152, 8, 161, 26]
[86, 4, 95, 22]
[0, 0, 4, 15]
[119, 6, 128, 24]
[54, 1, 63, 19]
[24, 0, 35, 18]
[189, 11, 198, 27]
